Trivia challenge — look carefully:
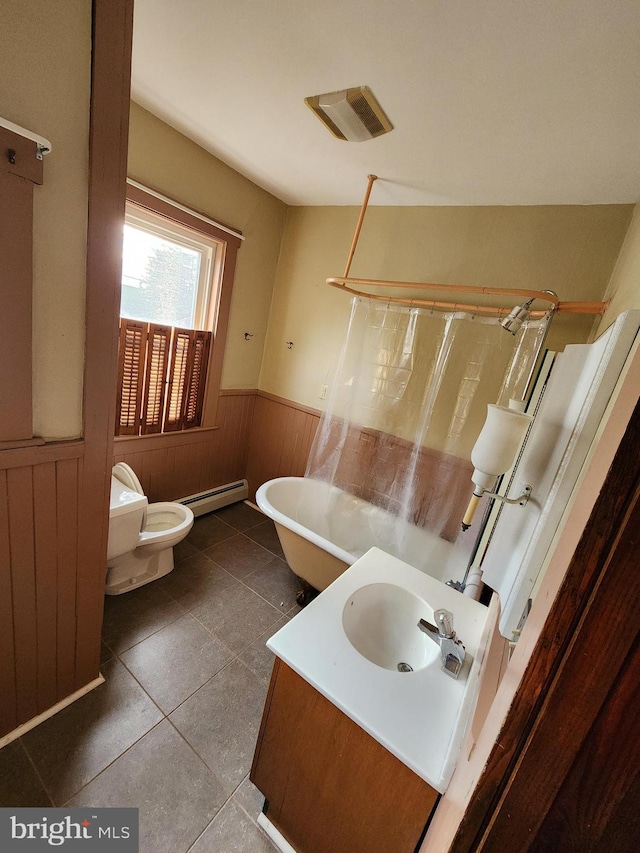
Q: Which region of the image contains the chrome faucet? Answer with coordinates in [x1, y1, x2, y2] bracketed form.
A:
[418, 609, 466, 679]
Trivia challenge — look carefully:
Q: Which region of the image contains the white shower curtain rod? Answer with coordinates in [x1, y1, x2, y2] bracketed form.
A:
[330, 175, 609, 318]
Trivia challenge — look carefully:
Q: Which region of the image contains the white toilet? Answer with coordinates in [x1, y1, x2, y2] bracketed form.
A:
[106, 462, 194, 595]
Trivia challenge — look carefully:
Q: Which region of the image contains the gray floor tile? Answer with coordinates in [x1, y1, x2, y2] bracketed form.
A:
[214, 502, 265, 532]
[0, 740, 53, 807]
[286, 602, 303, 619]
[100, 640, 114, 665]
[174, 537, 199, 562]
[187, 514, 236, 551]
[22, 658, 163, 805]
[232, 775, 265, 825]
[242, 556, 301, 612]
[170, 660, 268, 795]
[243, 520, 286, 560]
[120, 614, 234, 714]
[68, 720, 227, 853]
[238, 617, 287, 684]
[191, 583, 283, 653]
[156, 552, 236, 611]
[102, 584, 185, 654]
[190, 798, 273, 852]
[203, 535, 275, 580]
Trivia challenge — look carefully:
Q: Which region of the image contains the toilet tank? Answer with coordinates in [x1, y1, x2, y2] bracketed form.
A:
[108, 476, 148, 561]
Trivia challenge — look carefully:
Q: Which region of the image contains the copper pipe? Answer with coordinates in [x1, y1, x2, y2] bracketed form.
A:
[336, 175, 608, 317]
[327, 284, 519, 316]
[327, 276, 608, 316]
[343, 174, 378, 279]
[329, 276, 558, 306]
[556, 301, 610, 315]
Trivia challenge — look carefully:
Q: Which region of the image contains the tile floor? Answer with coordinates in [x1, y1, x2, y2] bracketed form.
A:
[0, 502, 303, 852]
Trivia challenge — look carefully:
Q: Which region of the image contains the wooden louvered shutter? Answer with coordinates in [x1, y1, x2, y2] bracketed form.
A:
[116, 319, 211, 436]
[115, 319, 146, 435]
[164, 328, 192, 432]
[183, 330, 211, 429]
[163, 327, 212, 432]
[141, 324, 171, 434]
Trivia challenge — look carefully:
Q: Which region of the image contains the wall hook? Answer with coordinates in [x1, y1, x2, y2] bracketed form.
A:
[244, 332, 253, 340]
[286, 341, 294, 349]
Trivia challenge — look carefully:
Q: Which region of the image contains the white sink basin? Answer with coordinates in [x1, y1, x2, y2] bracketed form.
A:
[267, 548, 491, 792]
[342, 582, 439, 672]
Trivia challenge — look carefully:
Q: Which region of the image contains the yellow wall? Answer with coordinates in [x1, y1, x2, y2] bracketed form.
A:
[1, 2, 92, 440]
[260, 204, 633, 410]
[597, 203, 640, 334]
[127, 103, 287, 390]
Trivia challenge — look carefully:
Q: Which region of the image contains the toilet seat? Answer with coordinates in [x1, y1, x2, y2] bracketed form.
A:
[137, 502, 194, 550]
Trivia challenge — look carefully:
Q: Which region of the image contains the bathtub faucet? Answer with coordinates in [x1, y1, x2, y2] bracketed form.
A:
[418, 609, 466, 679]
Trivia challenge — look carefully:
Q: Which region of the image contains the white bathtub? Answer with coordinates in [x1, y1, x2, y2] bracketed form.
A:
[256, 476, 458, 593]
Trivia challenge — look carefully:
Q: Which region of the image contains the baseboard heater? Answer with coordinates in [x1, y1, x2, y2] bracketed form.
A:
[179, 479, 249, 517]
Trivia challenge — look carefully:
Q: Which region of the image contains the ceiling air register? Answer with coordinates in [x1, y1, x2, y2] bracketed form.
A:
[305, 86, 393, 142]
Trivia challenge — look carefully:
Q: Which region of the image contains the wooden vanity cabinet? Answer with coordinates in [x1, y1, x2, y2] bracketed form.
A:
[251, 658, 439, 853]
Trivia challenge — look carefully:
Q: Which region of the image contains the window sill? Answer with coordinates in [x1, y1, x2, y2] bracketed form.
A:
[114, 426, 220, 451]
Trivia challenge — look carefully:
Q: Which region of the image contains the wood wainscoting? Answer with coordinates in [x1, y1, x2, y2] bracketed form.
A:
[114, 388, 474, 540]
[244, 392, 473, 539]
[0, 0, 134, 742]
[0, 443, 87, 737]
[114, 390, 320, 506]
[113, 391, 256, 502]
[245, 392, 321, 500]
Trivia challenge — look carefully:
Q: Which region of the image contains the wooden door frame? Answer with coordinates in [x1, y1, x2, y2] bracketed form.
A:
[447, 367, 640, 850]
[76, 0, 134, 685]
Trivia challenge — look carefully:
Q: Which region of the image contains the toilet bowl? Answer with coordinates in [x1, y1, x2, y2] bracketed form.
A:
[106, 462, 194, 595]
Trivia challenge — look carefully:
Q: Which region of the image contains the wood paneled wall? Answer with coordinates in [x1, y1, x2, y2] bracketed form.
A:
[113, 391, 320, 506]
[309, 421, 473, 541]
[114, 392, 256, 501]
[244, 392, 472, 540]
[245, 393, 321, 500]
[113, 389, 318, 504]
[0, 444, 86, 735]
[0, 0, 134, 741]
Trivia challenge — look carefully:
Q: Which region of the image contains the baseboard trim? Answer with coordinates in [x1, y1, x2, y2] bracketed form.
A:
[0, 675, 105, 749]
[257, 813, 298, 853]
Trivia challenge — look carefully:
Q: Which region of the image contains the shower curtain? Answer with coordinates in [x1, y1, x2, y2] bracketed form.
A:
[305, 297, 547, 572]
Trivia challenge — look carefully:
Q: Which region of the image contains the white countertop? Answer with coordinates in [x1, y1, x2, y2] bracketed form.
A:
[267, 547, 490, 793]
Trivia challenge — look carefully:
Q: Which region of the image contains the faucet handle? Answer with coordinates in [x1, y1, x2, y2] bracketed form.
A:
[434, 609, 455, 638]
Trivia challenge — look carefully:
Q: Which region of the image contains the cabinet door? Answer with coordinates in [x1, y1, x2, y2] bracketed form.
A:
[252, 658, 439, 853]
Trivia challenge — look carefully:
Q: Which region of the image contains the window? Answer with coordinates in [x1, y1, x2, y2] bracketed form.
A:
[115, 183, 242, 436]
[121, 207, 215, 330]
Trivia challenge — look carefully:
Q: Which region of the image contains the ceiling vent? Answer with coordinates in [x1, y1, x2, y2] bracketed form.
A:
[304, 86, 393, 142]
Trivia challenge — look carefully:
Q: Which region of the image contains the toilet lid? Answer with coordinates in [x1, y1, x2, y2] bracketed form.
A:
[112, 462, 146, 527]
[113, 462, 144, 495]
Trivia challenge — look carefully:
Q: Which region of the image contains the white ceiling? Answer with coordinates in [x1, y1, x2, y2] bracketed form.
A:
[131, 0, 640, 206]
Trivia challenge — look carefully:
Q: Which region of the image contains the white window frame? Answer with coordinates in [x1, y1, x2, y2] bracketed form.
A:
[122, 203, 219, 332]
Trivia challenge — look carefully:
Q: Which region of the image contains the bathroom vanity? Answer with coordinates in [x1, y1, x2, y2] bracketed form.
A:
[250, 548, 490, 853]
[252, 658, 438, 853]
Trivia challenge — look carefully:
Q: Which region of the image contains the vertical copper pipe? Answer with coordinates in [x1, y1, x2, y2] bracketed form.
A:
[343, 174, 378, 279]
